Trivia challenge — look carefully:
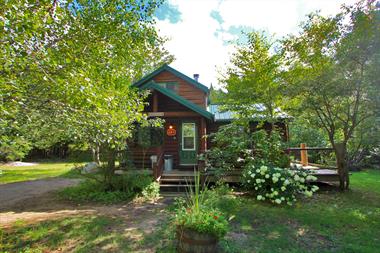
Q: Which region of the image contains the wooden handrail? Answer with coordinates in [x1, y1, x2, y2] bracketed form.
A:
[286, 147, 334, 151]
[286, 144, 335, 168]
[153, 147, 165, 181]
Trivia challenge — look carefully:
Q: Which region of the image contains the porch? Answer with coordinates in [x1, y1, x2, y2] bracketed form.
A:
[152, 143, 340, 192]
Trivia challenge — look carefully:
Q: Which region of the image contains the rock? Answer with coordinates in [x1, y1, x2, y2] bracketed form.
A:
[81, 162, 99, 174]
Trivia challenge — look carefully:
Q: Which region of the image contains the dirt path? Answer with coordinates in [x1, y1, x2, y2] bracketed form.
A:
[0, 178, 81, 209]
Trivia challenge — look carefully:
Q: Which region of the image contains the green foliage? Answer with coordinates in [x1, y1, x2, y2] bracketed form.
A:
[203, 183, 242, 217]
[203, 123, 289, 176]
[174, 171, 229, 239]
[242, 164, 319, 205]
[283, 2, 380, 188]
[251, 129, 290, 168]
[175, 207, 228, 238]
[202, 123, 250, 175]
[347, 117, 380, 169]
[141, 181, 160, 201]
[60, 172, 157, 203]
[0, 135, 32, 161]
[59, 180, 133, 204]
[208, 85, 226, 104]
[0, 0, 173, 166]
[289, 117, 328, 148]
[220, 31, 286, 121]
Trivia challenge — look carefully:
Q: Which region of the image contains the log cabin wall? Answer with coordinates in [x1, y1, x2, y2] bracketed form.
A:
[129, 116, 205, 169]
[153, 70, 207, 108]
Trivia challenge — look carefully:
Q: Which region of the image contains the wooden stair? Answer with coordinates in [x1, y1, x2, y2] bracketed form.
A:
[159, 170, 196, 193]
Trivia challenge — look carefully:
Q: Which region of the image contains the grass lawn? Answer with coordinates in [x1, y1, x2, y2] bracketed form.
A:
[0, 162, 82, 184]
[1, 170, 379, 252]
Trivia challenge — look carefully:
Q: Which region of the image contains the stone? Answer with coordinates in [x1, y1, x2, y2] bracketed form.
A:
[81, 162, 99, 174]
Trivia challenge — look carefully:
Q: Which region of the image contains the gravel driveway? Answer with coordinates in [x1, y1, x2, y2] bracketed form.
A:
[0, 178, 80, 210]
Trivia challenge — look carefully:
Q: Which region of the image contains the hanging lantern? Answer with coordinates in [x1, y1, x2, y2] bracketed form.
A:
[167, 124, 176, 136]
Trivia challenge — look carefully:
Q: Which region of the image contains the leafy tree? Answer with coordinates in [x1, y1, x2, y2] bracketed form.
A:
[283, 0, 379, 190]
[347, 116, 380, 169]
[208, 84, 226, 104]
[1, 0, 173, 187]
[220, 32, 286, 124]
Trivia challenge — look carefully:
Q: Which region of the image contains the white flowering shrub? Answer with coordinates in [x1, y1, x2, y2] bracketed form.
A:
[242, 164, 319, 205]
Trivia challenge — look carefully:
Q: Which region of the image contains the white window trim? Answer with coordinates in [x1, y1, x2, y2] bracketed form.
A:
[182, 123, 196, 151]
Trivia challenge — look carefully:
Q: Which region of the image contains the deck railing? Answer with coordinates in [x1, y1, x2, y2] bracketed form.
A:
[286, 143, 336, 169]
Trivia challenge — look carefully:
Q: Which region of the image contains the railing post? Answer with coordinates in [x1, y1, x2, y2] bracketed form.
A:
[300, 143, 308, 166]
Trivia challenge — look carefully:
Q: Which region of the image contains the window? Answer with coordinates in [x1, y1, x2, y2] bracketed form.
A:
[182, 123, 196, 150]
[157, 82, 178, 93]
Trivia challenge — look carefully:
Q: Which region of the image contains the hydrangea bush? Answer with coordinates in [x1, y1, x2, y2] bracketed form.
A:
[242, 164, 319, 205]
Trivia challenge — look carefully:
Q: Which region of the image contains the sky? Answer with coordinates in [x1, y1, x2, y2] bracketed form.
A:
[154, 0, 358, 89]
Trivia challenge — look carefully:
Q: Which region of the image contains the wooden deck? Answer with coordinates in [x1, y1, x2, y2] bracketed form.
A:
[160, 165, 339, 184]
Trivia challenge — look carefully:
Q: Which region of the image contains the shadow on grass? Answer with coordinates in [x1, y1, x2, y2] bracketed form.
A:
[1, 216, 134, 252]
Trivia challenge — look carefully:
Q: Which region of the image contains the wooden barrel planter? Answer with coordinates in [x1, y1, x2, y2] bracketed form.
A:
[176, 226, 218, 253]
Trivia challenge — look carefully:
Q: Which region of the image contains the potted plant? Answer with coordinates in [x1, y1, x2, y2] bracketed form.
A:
[174, 171, 228, 253]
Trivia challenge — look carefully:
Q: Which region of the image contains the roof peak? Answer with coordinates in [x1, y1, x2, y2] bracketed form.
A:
[133, 64, 209, 93]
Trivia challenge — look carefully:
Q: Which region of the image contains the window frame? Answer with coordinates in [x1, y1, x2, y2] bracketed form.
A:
[156, 82, 179, 93]
[182, 122, 196, 151]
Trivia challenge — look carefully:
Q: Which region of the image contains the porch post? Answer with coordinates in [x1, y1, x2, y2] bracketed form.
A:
[200, 118, 207, 153]
[153, 92, 158, 112]
[300, 143, 308, 166]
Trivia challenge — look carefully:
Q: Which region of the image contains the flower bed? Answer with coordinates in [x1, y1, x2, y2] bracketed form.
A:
[242, 164, 319, 205]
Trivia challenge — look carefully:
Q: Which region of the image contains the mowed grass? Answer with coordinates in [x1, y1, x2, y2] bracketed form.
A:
[1, 170, 379, 253]
[217, 170, 380, 253]
[0, 162, 82, 184]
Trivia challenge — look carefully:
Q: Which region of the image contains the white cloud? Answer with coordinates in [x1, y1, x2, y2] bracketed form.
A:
[156, 0, 357, 88]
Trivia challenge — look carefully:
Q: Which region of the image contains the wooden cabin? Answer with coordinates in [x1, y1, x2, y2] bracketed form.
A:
[129, 65, 288, 182]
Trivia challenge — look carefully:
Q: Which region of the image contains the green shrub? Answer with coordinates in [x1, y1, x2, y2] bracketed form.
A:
[201, 123, 250, 176]
[203, 183, 241, 216]
[251, 130, 290, 168]
[109, 172, 152, 193]
[202, 124, 289, 177]
[141, 181, 160, 201]
[59, 180, 133, 203]
[60, 172, 159, 203]
[0, 135, 32, 161]
[242, 164, 319, 205]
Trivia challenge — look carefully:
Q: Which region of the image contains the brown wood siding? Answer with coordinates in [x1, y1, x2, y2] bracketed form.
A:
[153, 71, 207, 108]
[157, 92, 192, 112]
[144, 91, 194, 113]
[129, 116, 205, 169]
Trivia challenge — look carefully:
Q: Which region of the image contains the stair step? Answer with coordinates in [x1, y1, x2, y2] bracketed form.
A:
[159, 184, 193, 187]
[160, 192, 187, 197]
[160, 178, 195, 182]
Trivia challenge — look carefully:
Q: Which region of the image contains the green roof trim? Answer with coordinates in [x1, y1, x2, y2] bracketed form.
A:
[133, 64, 209, 93]
[141, 81, 214, 120]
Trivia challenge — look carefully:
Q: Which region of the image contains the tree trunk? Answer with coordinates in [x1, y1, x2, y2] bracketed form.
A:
[335, 143, 350, 191]
[105, 149, 116, 190]
[92, 144, 100, 164]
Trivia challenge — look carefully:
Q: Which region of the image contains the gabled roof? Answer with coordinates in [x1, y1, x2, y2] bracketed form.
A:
[133, 64, 209, 93]
[141, 81, 214, 120]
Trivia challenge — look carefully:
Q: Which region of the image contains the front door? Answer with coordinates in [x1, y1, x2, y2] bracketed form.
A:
[179, 121, 198, 165]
